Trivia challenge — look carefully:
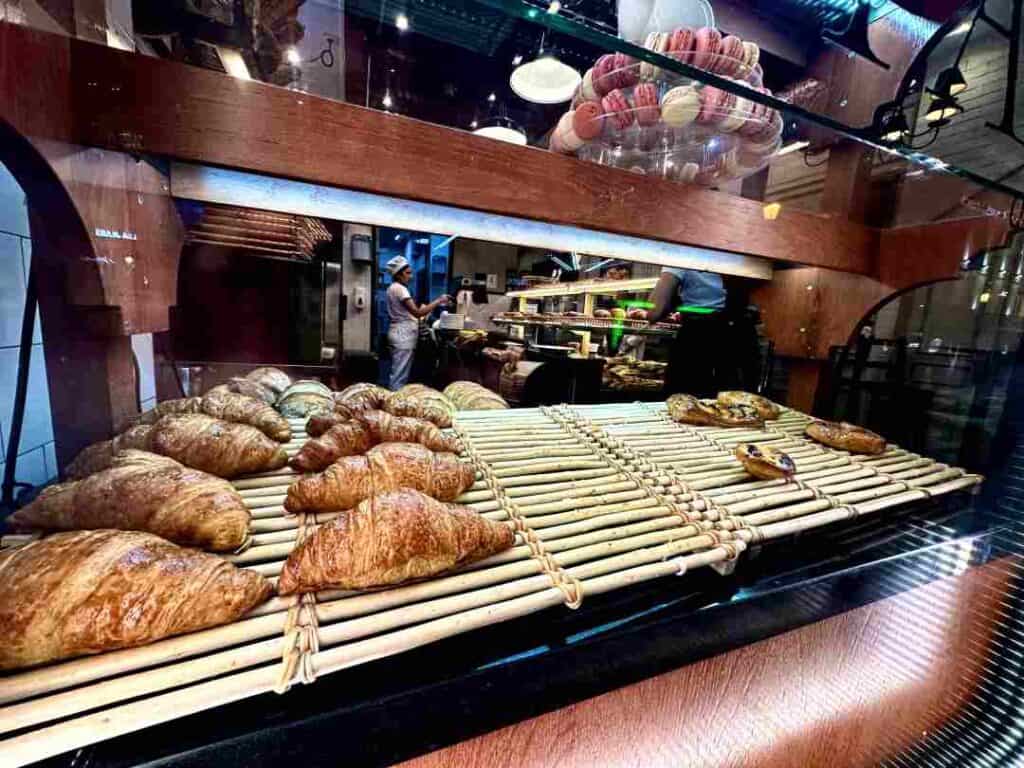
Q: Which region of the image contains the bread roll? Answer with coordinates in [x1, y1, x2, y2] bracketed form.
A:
[284, 442, 475, 513]
[0, 530, 272, 670]
[278, 489, 513, 594]
[150, 414, 289, 478]
[8, 451, 251, 550]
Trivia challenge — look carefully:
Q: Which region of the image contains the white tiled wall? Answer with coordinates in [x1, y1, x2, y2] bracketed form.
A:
[0, 165, 57, 490]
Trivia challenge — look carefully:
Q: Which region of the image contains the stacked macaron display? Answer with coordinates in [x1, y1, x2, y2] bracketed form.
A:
[548, 26, 783, 187]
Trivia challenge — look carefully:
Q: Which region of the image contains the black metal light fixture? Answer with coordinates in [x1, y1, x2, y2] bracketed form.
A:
[934, 66, 968, 97]
[924, 93, 964, 126]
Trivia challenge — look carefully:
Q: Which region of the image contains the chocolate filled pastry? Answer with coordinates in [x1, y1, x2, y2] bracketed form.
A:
[735, 443, 796, 480]
[717, 391, 781, 420]
[806, 420, 886, 455]
[667, 394, 763, 428]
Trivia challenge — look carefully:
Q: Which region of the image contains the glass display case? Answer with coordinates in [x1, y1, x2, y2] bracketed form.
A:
[0, 1, 1023, 766]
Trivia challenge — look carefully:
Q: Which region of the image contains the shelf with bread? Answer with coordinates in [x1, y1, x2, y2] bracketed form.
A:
[493, 313, 676, 338]
[0, 372, 984, 765]
[506, 277, 659, 299]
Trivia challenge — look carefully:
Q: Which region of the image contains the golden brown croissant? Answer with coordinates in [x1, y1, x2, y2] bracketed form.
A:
[65, 424, 155, 480]
[384, 386, 456, 428]
[131, 397, 202, 426]
[245, 366, 292, 396]
[305, 407, 355, 437]
[200, 390, 292, 442]
[284, 442, 475, 513]
[443, 381, 509, 410]
[717, 391, 781, 420]
[8, 451, 251, 551]
[149, 414, 289, 478]
[208, 378, 277, 405]
[291, 411, 460, 472]
[278, 488, 513, 594]
[0, 530, 273, 670]
[276, 379, 333, 417]
[336, 382, 390, 409]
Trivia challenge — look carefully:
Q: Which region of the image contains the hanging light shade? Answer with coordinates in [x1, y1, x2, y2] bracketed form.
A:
[472, 116, 528, 145]
[510, 54, 581, 104]
[934, 66, 968, 96]
[881, 109, 910, 142]
[925, 94, 964, 125]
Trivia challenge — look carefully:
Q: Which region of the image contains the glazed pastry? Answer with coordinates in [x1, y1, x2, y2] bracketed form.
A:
[667, 393, 763, 428]
[718, 390, 781, 420]
[276, 379, 333, 418]
[384, 386, 456, 428]
[208, 378, 277, 405]
[806, 420, 886, 455]
[277, 488, 514, 595]
[245, 366, 292, 397]
[718, 35, 745, 76]
[661, 85, 701, 127]
[284, 442, 475, 513]
[601, 89, 635, 130]
[667, 27, 696, 64]
[692, 27, 723, 70]
[443, 380, 509, 410]
[8, 450, 251, 551]
[149, 414, 289, 478]
[290, 411, 461, 472]
[200, 389, 292, 442]
[633, 82, 661, 126]
[65, 423, 155, 480]
[573, 100, 604, 140]
[0, 530, 272, 670]
[735, 443, 796, 480]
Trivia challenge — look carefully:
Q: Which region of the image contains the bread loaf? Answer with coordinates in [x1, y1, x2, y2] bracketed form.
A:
[0, 530, 272, 669]
[150, 414, 289, 478]
[65, 424, 155, 480]
[284, 442, 474, 513]
[8, 451, 251, 551]
[245, 366, 292, 396]
[278, 489, 513, 594]
[291, 411, 460, 472]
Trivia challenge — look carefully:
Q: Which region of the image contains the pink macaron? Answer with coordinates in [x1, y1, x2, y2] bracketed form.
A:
[633, 82, 661, 126]
[573, 100, 604, 140]
[611, 52, 638, 88]
[667, 27, 696, 66]
[593, 54, 616, 96]
[692, 27, 723, 71]
[697, 86, 736, 124]
[718, 35, 745, 76]
[601, 88, 635, 130]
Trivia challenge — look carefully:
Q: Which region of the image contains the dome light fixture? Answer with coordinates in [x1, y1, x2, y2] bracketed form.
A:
[925, 94, 964, 126]
[472, 115, 527, 145]
[510, 53, 581, 104]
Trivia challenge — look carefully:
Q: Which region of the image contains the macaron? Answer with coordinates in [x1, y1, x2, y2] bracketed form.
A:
[661, 85, 701, 128]
[718, 35, 745, 76]
[555, 111, 585, 152]
[580, 68, 599, 101]
[611, 52, 638, 88]
[698, 85, 736, 124]
[633, 82, 661, 126]
[679, 161, 700, 183]
[720, 95, 751, 132]
[692, 27, 722, 70]
[742, 41, 761, 71]
[667, 27, 696, 65]
[573, 100, 604, 140]
[549, 129, 565, 153]
[601, 88, 635, 130]
[641, 31, 669, 80]
[593, 54, 616, 96]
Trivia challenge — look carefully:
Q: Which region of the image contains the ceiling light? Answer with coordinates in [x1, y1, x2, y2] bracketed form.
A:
[512, 54, 523, 66]
[935, 66, 967, 97]
[472, 116, 527, 145]
[396, 13, 409, 31]
[775, 140, 810, 157]
[487, 92, 496, 102]
[925, 94, 963, 125]
[286, 47, 301, 65]
[382, 91, 393, 108]
[510, 54, 581, 104]
[880, 110, 909, 142]
[217, 47, 251, 80]
[762, 203, 782, 220]
[547, 0, 561, 13]
[470, 119, 478, 128]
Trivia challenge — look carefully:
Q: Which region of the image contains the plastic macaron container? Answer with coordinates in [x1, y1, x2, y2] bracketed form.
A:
[549, 26, 785, 186]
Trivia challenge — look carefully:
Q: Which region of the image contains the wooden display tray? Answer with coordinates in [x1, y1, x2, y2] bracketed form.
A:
[0, 405, 982, 765]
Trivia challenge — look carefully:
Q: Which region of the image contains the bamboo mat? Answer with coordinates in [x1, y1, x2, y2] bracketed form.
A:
[0, 404, 983, 765]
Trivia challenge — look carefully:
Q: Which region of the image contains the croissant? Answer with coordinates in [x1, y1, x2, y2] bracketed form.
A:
[276, 380, 333, 418]
[131, 397, 202, 426]
[200, 390, 292, 442]
[305, 407, 354, 438]
[291, 411, 461, 472]
[285, 442, 475, 513]
[443, 381, 509, 410]
[8, 451, 251, 551]
[208, 378, 277, 405]
[0, 530, 273, 669]
[383, 386, 456, 428]
[336, 382, 390, 409]
[245, 366, 292, 396]
[149, 414, 289, 478]
[278, 488, 514, 594]
[65, 424, 155, 480]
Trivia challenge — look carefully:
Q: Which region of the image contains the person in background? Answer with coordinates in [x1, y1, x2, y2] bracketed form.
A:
[641, 268, 758, 397]
[385, 256, 450, 390]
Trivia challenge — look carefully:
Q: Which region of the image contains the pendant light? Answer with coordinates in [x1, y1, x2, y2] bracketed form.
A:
[472, 115, 528, 145]
[509, 30, 580, 105]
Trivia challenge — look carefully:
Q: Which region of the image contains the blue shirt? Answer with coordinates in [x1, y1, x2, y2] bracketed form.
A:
[663, 269, 726, 311]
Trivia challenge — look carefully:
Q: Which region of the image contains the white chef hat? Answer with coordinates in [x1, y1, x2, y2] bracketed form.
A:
[386, 256, 409, 275]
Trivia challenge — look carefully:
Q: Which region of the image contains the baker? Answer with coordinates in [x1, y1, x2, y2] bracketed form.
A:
[385, 256, 451, 390]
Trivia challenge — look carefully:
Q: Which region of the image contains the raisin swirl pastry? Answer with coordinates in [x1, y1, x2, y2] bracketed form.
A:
[667, 394, 763, 428]
[805, 420, 885, 455]
[735, 443, 796, 480]
[717, 391, 781, 420]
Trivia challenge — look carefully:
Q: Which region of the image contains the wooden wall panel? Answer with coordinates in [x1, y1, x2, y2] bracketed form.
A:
[400, 558, 1014, 768]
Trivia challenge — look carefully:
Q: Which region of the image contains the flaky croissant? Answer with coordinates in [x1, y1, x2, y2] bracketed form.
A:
[443, 381, 509, 410]
[0, 530, 273, 669]
[245, 366, 292, 396]
[150, 414, 289, 478]
[285, 442, 475, 513]
[383, 385, 456, 428]
[65, 424, 155, 480]
[131, 392, 291, 442]
[278, 488, 514, 594]
[131, 398, 202, 426]
[291, 411, 460, 472]
[208, 378, 277, 405]
[8, 450, 251, 550]
[336, 382, 390, 409]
